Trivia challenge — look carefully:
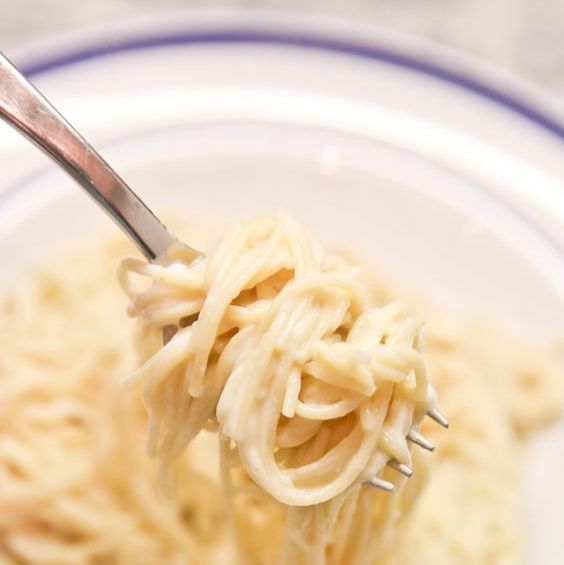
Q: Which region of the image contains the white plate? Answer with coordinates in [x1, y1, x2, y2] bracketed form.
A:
[1, 11, 563, 563]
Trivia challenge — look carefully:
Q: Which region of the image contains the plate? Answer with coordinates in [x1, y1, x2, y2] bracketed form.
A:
[0, 11, 563, 563]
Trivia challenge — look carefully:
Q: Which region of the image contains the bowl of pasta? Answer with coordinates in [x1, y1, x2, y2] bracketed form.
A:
[0, 11, 563, 565]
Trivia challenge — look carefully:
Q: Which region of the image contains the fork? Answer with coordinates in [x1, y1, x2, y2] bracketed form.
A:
[0, 50, 196, 262]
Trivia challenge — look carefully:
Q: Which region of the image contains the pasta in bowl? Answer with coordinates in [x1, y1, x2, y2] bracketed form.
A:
[0, 216, 561, 564]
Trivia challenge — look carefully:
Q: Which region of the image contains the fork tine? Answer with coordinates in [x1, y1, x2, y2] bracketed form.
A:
[366, 477, 394, 492]
[387, 459, 413, 477]
[427, 407, 449, 429]
[407, 429, 435, 452]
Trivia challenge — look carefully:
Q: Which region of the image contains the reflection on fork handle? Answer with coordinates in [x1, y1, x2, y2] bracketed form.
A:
[0, 50, 180, 261]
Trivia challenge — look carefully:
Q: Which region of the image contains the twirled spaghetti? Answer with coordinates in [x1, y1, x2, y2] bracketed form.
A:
[119, 215, 442, 559]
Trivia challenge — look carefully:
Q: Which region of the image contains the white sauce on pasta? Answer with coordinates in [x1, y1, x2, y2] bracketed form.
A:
[120, 215, 441, 558]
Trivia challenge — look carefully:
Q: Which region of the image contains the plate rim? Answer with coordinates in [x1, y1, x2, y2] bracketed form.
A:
[7, 9, 564, 142]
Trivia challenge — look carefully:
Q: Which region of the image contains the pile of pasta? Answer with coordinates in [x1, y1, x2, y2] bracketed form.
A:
[0, 218, 561, 564]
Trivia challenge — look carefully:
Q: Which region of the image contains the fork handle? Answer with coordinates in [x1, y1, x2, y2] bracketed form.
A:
[0, 51, 177, 260]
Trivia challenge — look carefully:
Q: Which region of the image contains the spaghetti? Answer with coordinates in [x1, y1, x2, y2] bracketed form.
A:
[120, 215, 443, 561]
[0, 220, 561, 564]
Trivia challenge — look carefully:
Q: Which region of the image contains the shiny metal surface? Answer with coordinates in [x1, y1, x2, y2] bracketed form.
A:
[0, 51, 181, 260]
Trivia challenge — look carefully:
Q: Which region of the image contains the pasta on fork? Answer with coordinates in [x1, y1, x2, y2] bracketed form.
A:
[120, 215, 446, 563]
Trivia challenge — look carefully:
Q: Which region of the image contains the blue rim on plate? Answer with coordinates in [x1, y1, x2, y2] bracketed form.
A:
[20, 28, 564, 141]
[3, 22, 562, 261]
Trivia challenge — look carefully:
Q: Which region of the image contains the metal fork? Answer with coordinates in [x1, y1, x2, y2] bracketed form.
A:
[0, 50, 195, 262]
